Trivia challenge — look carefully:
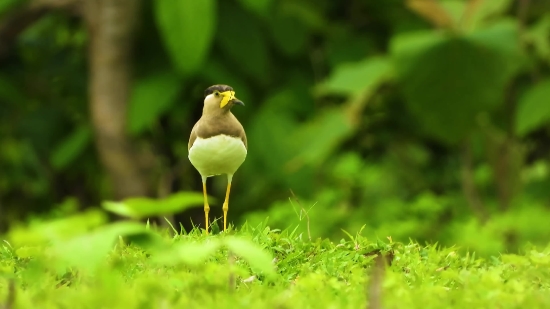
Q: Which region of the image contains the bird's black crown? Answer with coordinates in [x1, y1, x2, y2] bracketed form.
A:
[204, 84, 233, 97]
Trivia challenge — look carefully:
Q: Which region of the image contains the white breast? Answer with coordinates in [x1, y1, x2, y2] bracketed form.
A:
[188, 134, 247, 178]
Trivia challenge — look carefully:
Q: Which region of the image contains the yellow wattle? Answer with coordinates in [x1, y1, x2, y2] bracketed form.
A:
[219, 90, 236, 108]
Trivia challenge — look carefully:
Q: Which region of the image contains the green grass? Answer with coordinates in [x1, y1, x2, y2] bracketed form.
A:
[1, 213, 550, 308]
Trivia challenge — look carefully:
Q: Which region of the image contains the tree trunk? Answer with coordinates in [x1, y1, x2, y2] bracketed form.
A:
[84, 0, 149, 199]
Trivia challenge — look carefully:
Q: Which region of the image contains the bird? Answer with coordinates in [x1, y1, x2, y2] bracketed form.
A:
[188, 84, 247, 235]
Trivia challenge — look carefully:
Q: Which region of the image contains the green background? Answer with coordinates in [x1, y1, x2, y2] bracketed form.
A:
[1, 0, 550, 256]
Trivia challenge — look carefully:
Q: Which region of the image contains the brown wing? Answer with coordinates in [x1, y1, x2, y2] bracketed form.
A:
[188, 121, 199, 150]
[240, 126, 248, 149]
[225, 114, 247, 149]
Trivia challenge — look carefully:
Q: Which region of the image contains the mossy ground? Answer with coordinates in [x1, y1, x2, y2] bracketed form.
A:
[1, 219, 549, 309]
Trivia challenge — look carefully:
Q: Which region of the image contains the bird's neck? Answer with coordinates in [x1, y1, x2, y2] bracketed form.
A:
[202, 106, 231, 117]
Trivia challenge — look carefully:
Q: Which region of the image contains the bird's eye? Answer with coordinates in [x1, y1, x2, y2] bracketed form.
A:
[214, 91, 220, 97]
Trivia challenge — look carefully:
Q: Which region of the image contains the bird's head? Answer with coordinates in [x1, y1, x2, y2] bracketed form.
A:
[203, 84, 244, 113]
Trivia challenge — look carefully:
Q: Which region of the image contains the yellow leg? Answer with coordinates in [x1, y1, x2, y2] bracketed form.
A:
[202, 181, 210, 235]
[222, 181, 232, 232]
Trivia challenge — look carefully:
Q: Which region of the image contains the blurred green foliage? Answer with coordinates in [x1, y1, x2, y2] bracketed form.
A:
[1, 0, 550, 255]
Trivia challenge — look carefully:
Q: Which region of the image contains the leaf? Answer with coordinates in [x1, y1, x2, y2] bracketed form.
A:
[288, 108, 354, 168]
[515, 79, 550, 136]
[127, 71, 181, 134]
[50, 125, 92, 170]
[248, 88, 318, 196]
[439, 0, 467, 26]
[162, 191, 209, 213]
[249, 91, 299, 179]
[51, 222, 152, 272]
[154, 0, 216, 76]
[153, 239, 221, 266]
[391, 24, 519, 144]
[224, 236, 276, 278]
[467, 0, 514, 30]
[287, 58, 391, 169]
[216, 2, 270, 84]
[102, 199, 155, 218]
[406, 0, 456, 29]
[236, 0, 272, 17]
[8, 210, 107, 247]
[320, 56, 392, 97]
[390, 30, 445, 78]
[528, 14, 550, 64]
[467, 20, 524, 79]
[102, 191, 206, 219]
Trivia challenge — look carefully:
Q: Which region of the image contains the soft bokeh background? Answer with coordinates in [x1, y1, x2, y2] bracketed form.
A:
[1, 0, 550, 255]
